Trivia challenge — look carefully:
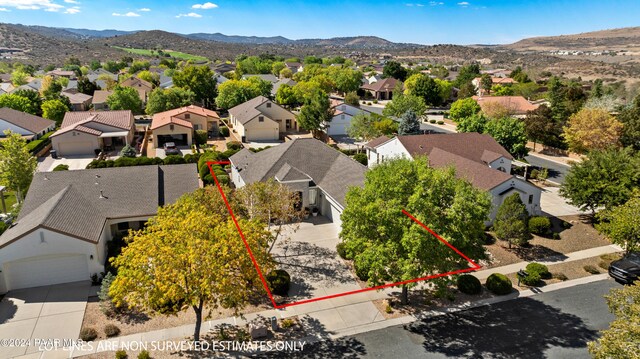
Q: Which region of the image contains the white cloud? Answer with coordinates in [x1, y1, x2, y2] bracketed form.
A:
[405, 3, 413, 6]
[0, 0, 64, 12]
[112, 11, 140, 17]
[0, 7, 9, 11]
[64, 6, 79, 13]
[176, 12, 202, 18]
[429, 1, 444, 5]
[63, 0, 78, 3]
[416, 3, 424, 6]
[457, 1, 469, 6]
[138, 7, 150, 11]
[191, 2, 217, 9]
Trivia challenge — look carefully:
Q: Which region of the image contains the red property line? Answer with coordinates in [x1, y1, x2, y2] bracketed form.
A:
[207, 161, 482, 309]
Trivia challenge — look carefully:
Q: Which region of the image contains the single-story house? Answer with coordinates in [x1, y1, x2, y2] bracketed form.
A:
[121, 77, 153, 103]
[11, 78, 42, 93]
[241, 74, 279, 84]
[61, 90, 93, 111]
[360, 78, 399, 100]
[325, 99, 372, 136]
[230, 138, 366, 226]
[213, 62, 236, 75]
[472, 96, 540, 118]
[87, 69, 118, 82]
[271, 78, 297, 97]
[151, 105, 220, 147]
[0, 164, 199, 293]
[92, 90, 113, 111]
[228, 96, 297, 142]
[0, 107, 55, 141]
[366, 132, 542, 223]
[284, 62, 303, 73]
[472, 77, 518, 95]
[50, 110, 135, 156]
[46, 69, 77, 79]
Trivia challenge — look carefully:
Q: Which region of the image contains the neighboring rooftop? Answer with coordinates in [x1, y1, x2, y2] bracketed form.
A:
[241, 74, 279, 83]
[228, 96, 272, 125]
[92, 90, 113, 104]
[0, 107, 55, 136]
[472, 95, 539, 115]
[230, 138, 366, 206]
[51, 110, 133, 137]
[361, 77, 399, 92]
[0, 164, 200, 248]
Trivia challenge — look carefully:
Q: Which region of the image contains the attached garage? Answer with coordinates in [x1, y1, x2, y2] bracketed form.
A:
[156, 134, 188, 146]
[245, 127, 279, 141]
[319, 192, 343, 227]
[58, 142, 95, 156]
[4, 254, 89, 290]
[51, 130, 100, 157]
[326, 115, 351, 136]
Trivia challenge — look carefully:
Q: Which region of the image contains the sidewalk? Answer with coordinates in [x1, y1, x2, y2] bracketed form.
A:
[38, 244, 621, 358]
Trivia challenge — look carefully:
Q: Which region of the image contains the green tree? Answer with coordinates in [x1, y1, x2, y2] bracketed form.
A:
[456, 113, 488, 133]
[271, 61, 286, 76]
[398, 110, 420, 135]
[410, 75, 443, 106]
[617, 94, 640, 150]
[383, 61, 408, 81]
[40, 76, 62, 100]
[344, 91, 360, 107]
[480, 74, 493, 95]
[10, 70, 28, 86]
[297, 88, 333, 137]
[484, 117, 529, 158]
[591, 79, 604, 98]
[560, 148, 640, 214]
[172, 65, 218, 109]
[340, 157, 491, 304]
[128, 60, 151, 74]
[588, 282, 640, 358]
[0, 130, 37, 203]
[275, 84, 298, 107]
[449, 98, 481, 122]
[216, 78, 271, 110]
[524, 105, 557, 151]
[145, 87, 195, 115]
[90, 60, 102, 71]
[492, 85, 514, 96]
[11, 89, 42, 115]
[598, 195, 640, 252]
[373, 117, 398, 136]
[383, 94, 426, 118]
[106, 86, 143, 114]
[303, 56, 323, 65]
[430, 65, 449, 79]
[493, 193, 530, 248]
[348, 113, 379, 141]
[509, 66, 531, 83]
[0, 94, 36, 114]
[454, 63, 481, 88]
[136, 70, 160, 87]
[109, 187, 274, 343]
[41, 99, 69, 126]
[77, 77, 100, 96]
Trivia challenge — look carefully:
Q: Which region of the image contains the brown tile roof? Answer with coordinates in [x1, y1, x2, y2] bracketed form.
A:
[365, 135, 390, 148]
[428, 147, 512, 190]
[121, 76, 153, 90]
[361, 77, 399, 92]
[150, 116, 193, 130]
[474, 77, 518, 85]
[52, 110, 133, 138]
[62, 91, 92, 104]
[397, 133, 513, 163]
[472, 95, 539, 115]
[0, 107, 55, 135]
[92, 90, 113, 104]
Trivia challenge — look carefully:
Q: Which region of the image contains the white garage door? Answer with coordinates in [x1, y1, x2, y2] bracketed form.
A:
[5, 254, 89, 290]
[246, 127, 278, 141]
[59, 142, 94, 156]
[327, 120, 348, 136]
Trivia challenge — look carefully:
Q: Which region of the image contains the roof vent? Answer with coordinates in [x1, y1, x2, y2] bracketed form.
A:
[99, 190, 107, 199]
[43, 174, 49, 180]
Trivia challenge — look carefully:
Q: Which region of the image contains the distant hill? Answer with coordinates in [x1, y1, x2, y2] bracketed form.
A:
[186, 33, 293, 44]
[62, 28, 138, 38]
[506, 27, 640, 51]
[183, 33, 396, 48]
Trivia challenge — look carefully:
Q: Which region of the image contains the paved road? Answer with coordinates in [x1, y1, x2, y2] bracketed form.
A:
[525, 154, 571, 184]
[252, 280, 618, 359]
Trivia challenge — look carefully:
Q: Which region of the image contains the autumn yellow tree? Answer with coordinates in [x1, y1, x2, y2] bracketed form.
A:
[563, 108, 623, 153]
[481, 101, 515, 119]
[109, 187, 274, 342]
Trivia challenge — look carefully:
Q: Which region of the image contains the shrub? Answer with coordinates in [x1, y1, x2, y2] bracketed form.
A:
[220, 148, 240, 160]
[80, 327, 98, 341]
[429, 119, 436, 124]
[194, 130, 208, 145]
[216, 174, 230, 186]
[183, 153, 201, 164]
[163, 155, 186, 165]
[385, 304, 393, 313]
[561, 221, 572, 229]
[521, 271, 542, 286]
[352, 153, 367, 165]
[354, 260, 370, 281]
[526, 262, 551, 279]
[0, 222, 8, 236]
[372, 99, 378, 104]
[280, 318, 295, 329]
[119, 144, 137, 158]
[583, 265, 600, 274]
[227, 141, 242, 150]
[530, 169, 539, 179]
[266, 269, 291, 296]
[336, 242, 347, 259]
[115, 350, 128, 359]
[104, 324, 121, 337]
[528, 216, 551, 235]
[485, 273, 512, 295]
[137, 351, 150, 359]
[99, 272, 116, 316]
[437, 120, 444, 125]
[218, 126, 230, 137]
[552, 232, 561, 240]
[52, 164, 69, 171]
[552, 272, 568, 281]
[456, 274, 482, 295]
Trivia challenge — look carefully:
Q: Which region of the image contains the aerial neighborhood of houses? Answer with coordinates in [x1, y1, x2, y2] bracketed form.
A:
[0, 39, 638, 358]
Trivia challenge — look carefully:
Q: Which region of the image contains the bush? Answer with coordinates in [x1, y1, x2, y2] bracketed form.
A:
[183, 153, 201, 164]
[429, 119, 436, 124]
[220, 148, 240, 160]
[115, 350, 128, 359]
[227, 141, 242, 150]
[552, 232, 561, 240]
[137, 350, 150, 359]
[521, 271, 542, 286]
[163, 155, 186, 165]
[529, 216, 552, 235]
[526, 262, 551, 279]
[352, 153, 367, 165]
[372, 99, 378, 104]
[583, 265, 600, 274]
[0, 222, 7, 236]
[218, 126, 230, 137]
[52, 164, 69, 171]
[354, 260, 370, 281]
[266, 269, 291, 296]
[437, 120, 444, 125]
[104, 324, 121, 337]
[281, 318, 295, 329]
[99, 272, 116, 316]
[530, 169, 539, 179]
[456, 274, 482, 295]
[336, 242, 347, 259]
[119, 144, 137, 158]
[80, 327, 98, 341]
[216, 174, 230, 186]
[485, 273, 512, 295]
[194, 130, 208, 145]
[553, 272, 568, 281]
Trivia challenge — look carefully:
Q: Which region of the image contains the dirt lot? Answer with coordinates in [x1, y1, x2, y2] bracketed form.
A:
[483, 214, 611, 268]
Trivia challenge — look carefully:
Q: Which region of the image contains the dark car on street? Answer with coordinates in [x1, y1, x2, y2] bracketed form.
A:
[609, 252, 640, 284]
[163, 142, 181, 156]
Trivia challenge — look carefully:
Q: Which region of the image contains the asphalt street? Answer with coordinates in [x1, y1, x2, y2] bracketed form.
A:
[525, 154, 571, 185]
[252, 279, 619, 359]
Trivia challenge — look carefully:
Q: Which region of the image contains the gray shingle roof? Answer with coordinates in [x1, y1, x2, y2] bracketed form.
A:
[0, 107, 55, 135]
[230, 138, 366, 207]
[0, 164, 199, 248]
[228, 96, 269, 125]
[242, 74, 279, 83]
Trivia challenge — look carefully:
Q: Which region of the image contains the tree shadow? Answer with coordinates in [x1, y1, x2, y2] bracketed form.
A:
[406, 296, 599, 358]
[0, 297, 17, 324]
[507, 244, 568, 263]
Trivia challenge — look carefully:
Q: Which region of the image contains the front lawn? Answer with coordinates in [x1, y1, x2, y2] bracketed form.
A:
[1, 190, 16, 213]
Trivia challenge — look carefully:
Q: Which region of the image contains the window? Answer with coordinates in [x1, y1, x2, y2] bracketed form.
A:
[341, 114, 345, 120]
[117, 222, 130, 231]
[286, 119, 291, 129]
[185, 114, 191, 119]
[194, 124, 201, 130]
[170, 125, 174, 131]
[259, 116, 264, 122]
[309, 188, 318, 206]
[528, 195, 533, 204]
[266, 102, 272, 108]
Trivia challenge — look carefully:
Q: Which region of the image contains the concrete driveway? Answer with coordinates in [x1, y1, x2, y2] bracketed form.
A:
[154, 147, 192, 159]
[541, 186, 588, 217]
[0, 281, 91, 358]
[37, 155, 95, 172]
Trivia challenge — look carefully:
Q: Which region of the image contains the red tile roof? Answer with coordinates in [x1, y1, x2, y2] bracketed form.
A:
[472, 96, 539, 115]
[150, 105, 219, 130]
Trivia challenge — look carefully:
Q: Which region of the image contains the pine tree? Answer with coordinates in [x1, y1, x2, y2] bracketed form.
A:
[398, 110, 420, 135]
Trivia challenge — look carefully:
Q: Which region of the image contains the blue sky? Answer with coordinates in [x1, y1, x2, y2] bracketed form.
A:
[0, 0, 638, 44]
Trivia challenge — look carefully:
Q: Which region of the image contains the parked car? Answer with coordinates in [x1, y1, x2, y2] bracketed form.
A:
[609, 252, 640, 284]
[163, 142, 181, 156]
